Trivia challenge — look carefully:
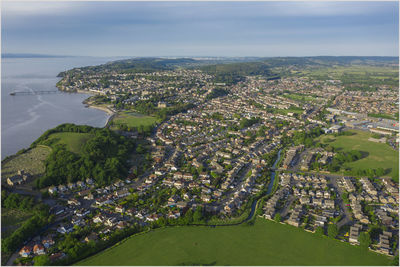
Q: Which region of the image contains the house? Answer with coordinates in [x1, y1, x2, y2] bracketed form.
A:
[173, 172, 183, 179]
[115, 205, 125, 213]
[67, 198, 81, 206]
[48, 186, 58, 194]
[324, 199, 335, 209]
[300, 196, 310, 205]
[75, 208, 90, 217]
[176, 201, 188, 208]
[168, 210, 181, 219]
[96, 197, 112, 206]
[349, 226, 360, 244]
[116, 221, 128, 229]
[201, 194, 212, 202]
[105, 217, 117, 227]
[114, 189, 129, 198]
[57, 223, 74, 234]
[86, 178, 94, 185]
[84, 193, 94, 200]
[183, 173, 194, 180]
[19, 246, 32, 257]
[52, 206, 65, 216]
[146, 214, 160, 222]
[126, 208, 137, 216]
[84, 232, 98, 243]
[58, 185, 67, 192]
[33, 244, 45, 255]
[7, 175, 24, 186]
[77, 181, 86, 188]
[93, 215, 104, 224]
[78, 189, 91, 197]
[42, 236, 55, 248]
[224, 203, 234, 213]
[312, 198, 323, 206]
[67, 182, 76, 190]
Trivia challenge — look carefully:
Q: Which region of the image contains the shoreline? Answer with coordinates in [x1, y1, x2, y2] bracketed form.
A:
[68, 88, 116, 127]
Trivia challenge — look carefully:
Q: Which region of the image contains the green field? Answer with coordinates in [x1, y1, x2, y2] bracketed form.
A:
[1, 146, 51, 180]
[1, 208, 33, 238]
[316, 130, 399, 180]
[46, 132, 94, 154]
[78, 219, 391, 266]
[111, 111, 159, 129]
[293, 65, 399, 87]
[282, 93, 320, 103]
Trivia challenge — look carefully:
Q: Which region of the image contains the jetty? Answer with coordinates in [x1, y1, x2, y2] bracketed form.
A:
[10, 90, 61, 96]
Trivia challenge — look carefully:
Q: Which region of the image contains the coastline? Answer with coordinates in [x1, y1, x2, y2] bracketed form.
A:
[70, 88, 116, 127]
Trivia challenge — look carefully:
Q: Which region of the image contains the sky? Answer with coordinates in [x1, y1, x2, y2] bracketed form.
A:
[1, 1, 399, 57]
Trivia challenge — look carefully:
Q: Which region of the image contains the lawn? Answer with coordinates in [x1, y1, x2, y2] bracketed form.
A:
[45, 132, 94, 154]
[1, 208, 33, 238]
[1, 146, 51, 181]
[316, 130, 399, 180]
[78, 218, 392, 266]
[111, 111, 159, 130]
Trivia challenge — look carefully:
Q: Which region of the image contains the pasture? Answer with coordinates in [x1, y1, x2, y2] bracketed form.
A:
[316, 130, 399, 180]
[45, 132, 94, 154]
[78, 218, 391, 266]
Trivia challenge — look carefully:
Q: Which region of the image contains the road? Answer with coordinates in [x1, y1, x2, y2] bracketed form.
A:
[278, 166, 354, 229]
[5, 212, 72, 266]
[328, 175, 353, 228]
[280, 195, 296, 218]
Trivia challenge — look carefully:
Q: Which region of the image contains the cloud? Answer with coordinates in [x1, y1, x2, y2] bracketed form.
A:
[1, 1, 83, 16]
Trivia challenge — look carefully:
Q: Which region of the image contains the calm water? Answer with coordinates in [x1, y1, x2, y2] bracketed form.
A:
[1, 56, 123, 159]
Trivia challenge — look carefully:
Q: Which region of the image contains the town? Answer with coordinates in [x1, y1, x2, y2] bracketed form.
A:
[2, 57, 399, 266]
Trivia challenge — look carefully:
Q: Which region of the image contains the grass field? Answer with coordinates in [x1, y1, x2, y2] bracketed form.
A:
[296, 65, 399, 79]
[316, 130, 399, 180]
[111, 111, 160, 130]
[1, 208, 33, 238]
[1, 146, 51, 180]
[45, 132, 94, 154]
[282, 93, 320, 103]
[78, 218, 392, 266]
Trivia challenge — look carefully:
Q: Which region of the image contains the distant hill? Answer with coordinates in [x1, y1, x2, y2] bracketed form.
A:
[57, 56, 399, 83]
[2, 53, 73, 58]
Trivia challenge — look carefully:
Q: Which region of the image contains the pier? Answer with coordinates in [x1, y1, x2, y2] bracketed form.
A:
[10, 90, 62, 96]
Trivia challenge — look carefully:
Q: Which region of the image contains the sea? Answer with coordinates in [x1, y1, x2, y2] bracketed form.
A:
[1, 56, 124, 160]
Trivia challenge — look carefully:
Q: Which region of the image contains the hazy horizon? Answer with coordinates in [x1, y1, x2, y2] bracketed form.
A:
[2, 1, 398, 57]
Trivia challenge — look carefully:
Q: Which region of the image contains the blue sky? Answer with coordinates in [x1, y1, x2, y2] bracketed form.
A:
[2, 1, 399, 57]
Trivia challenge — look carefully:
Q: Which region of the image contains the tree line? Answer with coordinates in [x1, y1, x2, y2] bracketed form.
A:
[33, 124, 134, 188]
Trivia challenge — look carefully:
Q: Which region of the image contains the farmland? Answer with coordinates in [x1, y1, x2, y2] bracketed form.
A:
[292, 65, 399, 86]
[78, 218, 391, 266]
[316, 130, 399, 180]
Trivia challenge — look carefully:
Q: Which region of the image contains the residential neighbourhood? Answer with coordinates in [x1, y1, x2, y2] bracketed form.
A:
[2, 57, 399, 265]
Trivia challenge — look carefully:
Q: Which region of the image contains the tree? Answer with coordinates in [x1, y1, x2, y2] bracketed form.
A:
[315, 226, 325, 236]
[193, 207, 203, 223]
[34, 255, 50, 266]
[358, 232, 371, 249]
[327, 224, 338, 239]
[274, 213, 282, 223]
